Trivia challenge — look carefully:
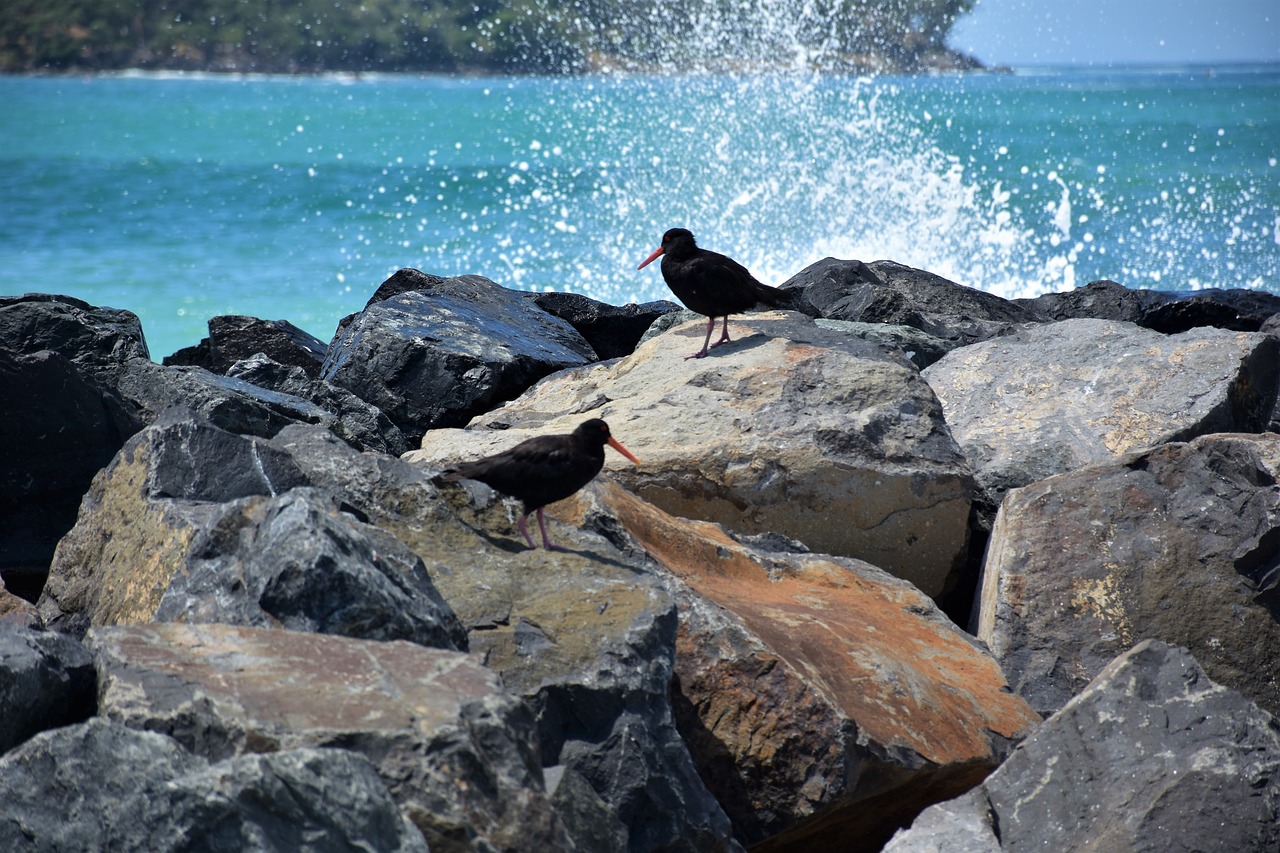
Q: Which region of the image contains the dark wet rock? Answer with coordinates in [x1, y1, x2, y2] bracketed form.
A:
[0, 718, 428, 852]
[1139, 287, 1280, 334]
[226, 353, 408, 455]
[0, 624, 95, 753]
[779, 258, 1038, 347]
[0, 293, 150, 382]
[0, 349, 143, 596]
[365, 266, 450, 308]
[321, 273, 597, 444]
[1013, 278, 1171, 323]
[885, 641, 1280, 853]
[530, 291, 682, 360]
[87, 623, 569, 851]
[163, 314, 328, 377]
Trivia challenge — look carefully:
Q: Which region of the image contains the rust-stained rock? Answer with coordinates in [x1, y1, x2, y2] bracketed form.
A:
[86, 622, 569, 852]
[922, 318, 1279, 505]
[556, 480, 1040, 851]
[409, 311, 976, 599]
[978, 432, 1280, 718]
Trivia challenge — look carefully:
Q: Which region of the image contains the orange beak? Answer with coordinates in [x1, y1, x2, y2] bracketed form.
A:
[607, 436, 640, 465]
[637, 246, 664, 270]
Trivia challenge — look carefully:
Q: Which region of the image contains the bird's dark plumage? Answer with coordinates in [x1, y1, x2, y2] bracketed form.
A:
[442, 418, 639, 550]
[638, 227, 788, 358]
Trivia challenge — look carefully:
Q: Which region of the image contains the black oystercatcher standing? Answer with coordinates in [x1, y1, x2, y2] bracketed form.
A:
[637, 227, 789, 358]
[442, 418, 640, 550]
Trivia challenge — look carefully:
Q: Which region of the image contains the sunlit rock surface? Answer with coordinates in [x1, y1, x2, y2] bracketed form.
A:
[410, 310, 976, 598]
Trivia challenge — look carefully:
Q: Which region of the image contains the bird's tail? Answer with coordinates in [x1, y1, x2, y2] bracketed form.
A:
[754, 281, 794, 310]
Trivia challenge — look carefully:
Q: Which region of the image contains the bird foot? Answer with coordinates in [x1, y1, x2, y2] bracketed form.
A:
[684, 350, 709, 360]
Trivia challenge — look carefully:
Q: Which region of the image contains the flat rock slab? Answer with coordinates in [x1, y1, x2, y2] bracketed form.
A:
[558, 480, 1040, 851]
[86, 622, 569, 852]
[410, 311, 975, 598]
[978, 432, 1280, 718]
[885, 640, 1280, 853]
[922, 318, 1279, 500]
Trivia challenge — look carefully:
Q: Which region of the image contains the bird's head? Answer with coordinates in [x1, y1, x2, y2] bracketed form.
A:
[637, 228, 696, 270]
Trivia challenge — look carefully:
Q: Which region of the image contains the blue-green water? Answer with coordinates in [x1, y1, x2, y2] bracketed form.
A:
[2, 66, 1277, 359]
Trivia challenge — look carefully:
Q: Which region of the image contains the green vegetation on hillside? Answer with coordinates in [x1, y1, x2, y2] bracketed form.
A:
[0, 0, 978, 74]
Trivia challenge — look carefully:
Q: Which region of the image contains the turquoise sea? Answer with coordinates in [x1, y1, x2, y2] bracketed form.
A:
[1, 65, 1277, 359]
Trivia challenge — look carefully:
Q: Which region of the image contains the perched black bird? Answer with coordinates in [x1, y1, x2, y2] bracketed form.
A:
[442, 418, 639, 550]
[638, 227, 789, 359]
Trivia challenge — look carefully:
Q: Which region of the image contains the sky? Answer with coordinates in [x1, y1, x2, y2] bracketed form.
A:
[949, 0, 1280, 67]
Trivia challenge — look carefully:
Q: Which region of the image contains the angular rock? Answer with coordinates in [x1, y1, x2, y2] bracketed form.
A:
[86, 623, 568, 852]
[1013, 278, 1171, 324]
[410, 311, 976, 598]
[0, 348, 142, 594]
[885, 641, 1280, 853]
[815, 319, 953, 369]
[530, 291, 682, 360]
[560, 479, 1039, 851]
[321, 273, 597, 443]
[227, 353, 408, 455]
[0, 718, 428, 852]
[1140, 287, 1280, 334]
[0, 586, 39, 629]
[0, 624, 95, 753]
[355, 466, 742, 853]
[780, 258, 1038, 347]
[39, 413, 463, 651]
[978, 433, 1280, 718]
[922, 318, 1280, 504]
[0, 293, 150, 382]
[163, 314, 328, 376]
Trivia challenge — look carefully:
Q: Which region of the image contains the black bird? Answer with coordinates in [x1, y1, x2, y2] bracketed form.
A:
[637, 227, 789, 359]
[442, 418, 640, 550]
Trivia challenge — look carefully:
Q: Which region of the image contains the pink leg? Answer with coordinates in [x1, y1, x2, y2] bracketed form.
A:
[685, 316, 716, 360]
[516, 513, 537, 549]
[708, 316, 732, 348]
[535, 507, 565, 551]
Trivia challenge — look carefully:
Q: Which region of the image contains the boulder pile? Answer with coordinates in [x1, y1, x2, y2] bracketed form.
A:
[3, 263, 1279, 852]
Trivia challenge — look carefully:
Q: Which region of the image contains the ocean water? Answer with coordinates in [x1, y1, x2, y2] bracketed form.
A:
[1, 65, 1277, 359]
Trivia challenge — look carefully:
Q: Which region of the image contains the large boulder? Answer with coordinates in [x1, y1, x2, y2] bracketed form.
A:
[0, 293, 150, 381]
[163, 314, 329, 376]
[0, 717, 428, 852]
[38, 411, 462, 652]
[977, 432, 1280, 718]
[0, 349, 142, 596]
[779, 258, 1039, 348]
[1140, 287, 1280, 334]
[922, 318, 1279, 505]
[1013, 278, 1170, 324]
[529, 291, 682, 360]
[87, 622, 568, 852]
[321, 273, 597, 443]
[0, 624, 95, 753]
[884, 641, 1280, 853]
[410, 311, 976, 599]
[559, 479, 1040, 851]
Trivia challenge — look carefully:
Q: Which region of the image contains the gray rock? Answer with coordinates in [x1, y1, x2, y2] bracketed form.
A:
[410, 311, 976, 599]
[0, 293, 150, 382]
[227, 353, 408, 455]
[86, 623, 570, 852]
[977, 432, 1280, 718]
[163, 314, 328, 376]
[39, 414, 463, 651]
[321, 273, 597, 443]
[923, 318, 1280, 506]
[0, 718, 428, 852]
[886, 641, 1280, 853]
[780, 258, 1038, 346]
[529, 291, 682, 360]
[0, 349, 142, 594]
[1013, 278, 1170, 324]
[0, 624, 95, 753]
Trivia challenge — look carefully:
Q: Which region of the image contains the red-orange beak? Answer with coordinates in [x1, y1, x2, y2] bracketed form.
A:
[637, 246, 664, 270]
[607, 436, 640, 465]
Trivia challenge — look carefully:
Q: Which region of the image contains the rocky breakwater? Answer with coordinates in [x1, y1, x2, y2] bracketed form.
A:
[2, 262, 1280, 851]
